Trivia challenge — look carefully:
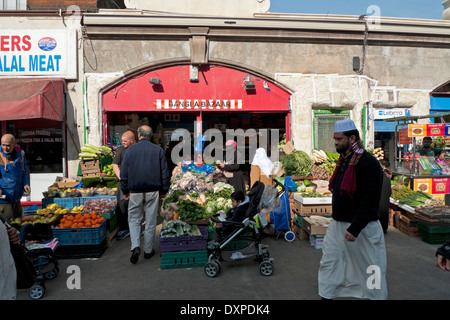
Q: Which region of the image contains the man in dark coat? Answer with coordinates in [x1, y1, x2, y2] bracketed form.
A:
[318, 119, 387, 300]
[120, 125, 170, 264]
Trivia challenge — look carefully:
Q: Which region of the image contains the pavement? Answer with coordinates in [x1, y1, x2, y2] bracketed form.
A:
[14, 220, 450, 303]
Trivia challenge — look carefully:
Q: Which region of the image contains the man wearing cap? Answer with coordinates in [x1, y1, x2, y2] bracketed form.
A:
[318, 119, 387, 300]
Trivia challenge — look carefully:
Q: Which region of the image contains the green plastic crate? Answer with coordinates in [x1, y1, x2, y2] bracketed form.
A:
[418, 222, 450, 244]
[160, 250, 208, 269]
[101, 210, 117, 232]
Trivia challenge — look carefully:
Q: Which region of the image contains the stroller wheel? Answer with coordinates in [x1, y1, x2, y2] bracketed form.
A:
[45, 267, 59, 280]
[259, 260, 274, 276]
[284, 231, 296, 242]
[29, 283, 46, 300]
[204, 261, 221, 278]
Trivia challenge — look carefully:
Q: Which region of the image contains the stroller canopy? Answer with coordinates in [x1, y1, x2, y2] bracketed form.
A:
[244, 181, 266, 219]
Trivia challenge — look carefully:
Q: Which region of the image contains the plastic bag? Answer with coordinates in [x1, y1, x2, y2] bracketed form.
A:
[284, 176, 298, 192]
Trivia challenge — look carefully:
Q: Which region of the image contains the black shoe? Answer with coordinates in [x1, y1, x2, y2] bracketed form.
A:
[130, 247, 141, 264]
[144, 250, 155, 260]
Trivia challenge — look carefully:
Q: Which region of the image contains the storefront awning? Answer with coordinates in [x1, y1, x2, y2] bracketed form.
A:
[0, 78, 65, 121]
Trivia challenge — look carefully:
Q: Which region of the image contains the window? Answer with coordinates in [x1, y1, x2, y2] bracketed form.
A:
[313, 110, 349, 152]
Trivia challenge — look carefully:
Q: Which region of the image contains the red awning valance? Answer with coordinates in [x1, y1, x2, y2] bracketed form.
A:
[102, 65, 291, 113]
[0, 78, 65, 121]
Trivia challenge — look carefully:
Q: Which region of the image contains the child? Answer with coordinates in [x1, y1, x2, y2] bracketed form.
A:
[216, 190, 249, 238]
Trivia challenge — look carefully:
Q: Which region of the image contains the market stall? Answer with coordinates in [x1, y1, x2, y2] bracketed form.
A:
[7, 143, 121, 259]
[383, 112, 450, 243]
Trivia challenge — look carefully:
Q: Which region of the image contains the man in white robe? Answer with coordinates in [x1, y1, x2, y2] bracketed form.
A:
[318, 120, 387, 300]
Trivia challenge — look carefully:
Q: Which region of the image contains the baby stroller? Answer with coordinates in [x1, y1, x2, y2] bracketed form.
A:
[7, 221, 59, 299]
[204, 180, 285, 277]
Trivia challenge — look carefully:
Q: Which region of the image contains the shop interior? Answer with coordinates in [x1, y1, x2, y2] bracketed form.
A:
[106, 111, 287, 186]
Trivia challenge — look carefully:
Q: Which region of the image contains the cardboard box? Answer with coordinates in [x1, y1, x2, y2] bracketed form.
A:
[309, 234, 324, 249]
[302, 216, 328, 235]
[55, 177, 79, 188]
[250, 165, 274, 186]
[282, 141, 295, 154]
[292, 200, 332, 216]
[294, 193, 332, 205]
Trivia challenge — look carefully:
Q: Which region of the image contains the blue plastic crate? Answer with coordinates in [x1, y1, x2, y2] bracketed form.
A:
[52, 220, 107, 246]
[53, 197, 81, 208]
[41, 198, 55, 208]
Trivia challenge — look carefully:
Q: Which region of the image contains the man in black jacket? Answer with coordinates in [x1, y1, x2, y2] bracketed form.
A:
[318, 119, 387, 300]
[120, 125, 170, 264]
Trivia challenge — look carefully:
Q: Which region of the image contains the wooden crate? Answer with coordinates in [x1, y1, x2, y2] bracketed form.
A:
[292, 200, 332, 216]
[397, 212, 420, 237]
[302, 217, 328, 235]
[293, 224, 309, 240]
[80, 160, 101, 177]
[398, 221, 420, 237]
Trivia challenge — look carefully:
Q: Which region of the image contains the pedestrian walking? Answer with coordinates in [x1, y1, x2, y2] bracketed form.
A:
[0, 134, 31, 221]
[112, 130, 136, 241]
[318, 119, 388, 300]
[120, 125, 170, 264]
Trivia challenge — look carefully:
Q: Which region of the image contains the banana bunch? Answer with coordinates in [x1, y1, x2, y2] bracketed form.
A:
[36, 208, 52, 215]
[311, 150, 328, 164]
[70, 205, 84, 214]
[46, 203, 63, 212]
[54, 208, 70, 214]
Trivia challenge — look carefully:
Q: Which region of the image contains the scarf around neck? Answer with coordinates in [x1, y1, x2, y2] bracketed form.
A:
[328, 140, 365, 198]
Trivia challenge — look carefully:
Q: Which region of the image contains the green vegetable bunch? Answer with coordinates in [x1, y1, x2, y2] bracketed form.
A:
[177, 199, 207, 221]
[280, 150, 314, 176]
[162, 190, 186, 209]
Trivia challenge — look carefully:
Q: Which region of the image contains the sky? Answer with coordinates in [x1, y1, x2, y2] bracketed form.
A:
[269, 0, 445, 20]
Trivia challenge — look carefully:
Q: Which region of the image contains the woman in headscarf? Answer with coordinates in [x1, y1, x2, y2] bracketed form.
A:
[218, 140, 246, 194]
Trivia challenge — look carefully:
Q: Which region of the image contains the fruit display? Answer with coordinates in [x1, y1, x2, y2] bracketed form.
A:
[83, 199, 117, 215]
[11, 213, 61, 227]
[37, 203, 69, 214]
[55, 212, 105, 229]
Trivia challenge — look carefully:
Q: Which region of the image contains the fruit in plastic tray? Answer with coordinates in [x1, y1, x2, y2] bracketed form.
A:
[83, 199, 117, 215]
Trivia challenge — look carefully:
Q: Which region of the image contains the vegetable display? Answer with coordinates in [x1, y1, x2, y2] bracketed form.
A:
[160, 220, 202, 237]
[79, 144, 113, 161]
[280, 150, 314, 176]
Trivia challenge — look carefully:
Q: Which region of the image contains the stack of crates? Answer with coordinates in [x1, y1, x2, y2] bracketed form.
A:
[49, 195, 117, 258]
[52, 220, 108, 259]
[159, 223, 209, 270]
[292, 193, 331, 248]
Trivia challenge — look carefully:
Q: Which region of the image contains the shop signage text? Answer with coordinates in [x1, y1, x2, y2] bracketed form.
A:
[0, 30, 77, 79]
[374, 108, 410, 120]
[408, 124, 450, 138]
[154, 99, 244, 110]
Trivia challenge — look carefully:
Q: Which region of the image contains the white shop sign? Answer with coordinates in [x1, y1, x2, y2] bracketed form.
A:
[374, 108, 410, 120]
[0, 29, 77, 79]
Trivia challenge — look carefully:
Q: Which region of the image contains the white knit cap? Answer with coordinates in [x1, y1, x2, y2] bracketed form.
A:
[334, 119, 357, 133]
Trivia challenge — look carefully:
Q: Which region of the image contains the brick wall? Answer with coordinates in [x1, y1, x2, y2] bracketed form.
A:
[27, 0, 98, 11]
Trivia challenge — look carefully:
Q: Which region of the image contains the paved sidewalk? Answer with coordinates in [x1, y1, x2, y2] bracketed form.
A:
[15, 225, 450, 301]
